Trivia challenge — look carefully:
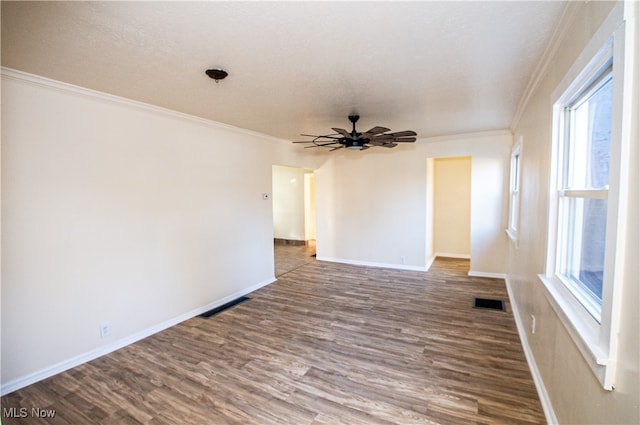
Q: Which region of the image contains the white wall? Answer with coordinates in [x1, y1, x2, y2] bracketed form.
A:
[315, 148, 428, 270]
[425, 158, 435, 266]
[506, 1, 639, 423]
[433, 157, 471, 258]
[272, 165, 308, 241]
[304, 173, 316, 241]
[1, 71, 281, 391]
[315, 131, 511, 275]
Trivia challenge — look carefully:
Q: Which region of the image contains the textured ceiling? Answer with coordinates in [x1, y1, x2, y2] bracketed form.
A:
[1, 1, 566, 142]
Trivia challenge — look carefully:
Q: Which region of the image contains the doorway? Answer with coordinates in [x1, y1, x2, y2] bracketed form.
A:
[272, 165, 316, 276]
[427, 156, 472, 262]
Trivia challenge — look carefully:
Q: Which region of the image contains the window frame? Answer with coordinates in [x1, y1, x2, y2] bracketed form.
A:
[506, 137, 522, 246]
[555, 65, 612, 322]
[540, 18, 629, 391]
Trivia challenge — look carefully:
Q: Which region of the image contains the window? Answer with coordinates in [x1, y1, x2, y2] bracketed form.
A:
[506, 138, 522, 244]
[556, 66, 612, 321]
[540, 21, 630, 390]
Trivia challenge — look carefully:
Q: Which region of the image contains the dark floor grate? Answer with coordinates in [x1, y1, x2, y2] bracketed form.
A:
[198, 296, 251, 318]
[473, 297, 505, 311]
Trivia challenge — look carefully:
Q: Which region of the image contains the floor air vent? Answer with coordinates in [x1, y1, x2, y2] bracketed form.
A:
[199, 296, 251, 318]
[473, 297, 505, 311]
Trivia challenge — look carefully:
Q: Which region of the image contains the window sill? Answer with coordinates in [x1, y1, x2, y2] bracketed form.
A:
[538, 274, 613, 390]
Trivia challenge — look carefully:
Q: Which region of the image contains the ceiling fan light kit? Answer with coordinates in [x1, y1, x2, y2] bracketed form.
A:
[294, 114, 417, 152]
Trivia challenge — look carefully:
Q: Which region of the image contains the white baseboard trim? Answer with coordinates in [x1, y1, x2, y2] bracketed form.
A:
[434, 252, 471, 259]
[425, 255, 436, 271]
[316, 256, 427, 272]
[505, 277, 558, 425]
[0, 276, 276, 396]
[468, 270, 507, 279]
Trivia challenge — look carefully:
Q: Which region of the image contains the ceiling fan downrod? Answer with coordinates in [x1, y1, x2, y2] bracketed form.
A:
[349, 114, 360, 139]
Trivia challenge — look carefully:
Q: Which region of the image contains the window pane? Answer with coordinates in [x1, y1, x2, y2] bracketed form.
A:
[513, 153, 520, 191]
[510, 192, 518, 230]
[560, 197, 607, 306]
[567, 76, 612, 190]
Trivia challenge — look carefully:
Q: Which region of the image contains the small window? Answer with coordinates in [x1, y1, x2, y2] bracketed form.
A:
[506, 138, 522, 244]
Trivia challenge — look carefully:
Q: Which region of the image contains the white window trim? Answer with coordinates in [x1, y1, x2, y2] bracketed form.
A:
[540, 4, 630, 391]
[506, 137, 522, 247]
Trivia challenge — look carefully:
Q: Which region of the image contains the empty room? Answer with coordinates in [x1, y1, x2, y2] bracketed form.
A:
[1, 1, 638, 424]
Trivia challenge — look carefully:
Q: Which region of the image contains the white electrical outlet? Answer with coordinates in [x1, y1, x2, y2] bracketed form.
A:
[100, 323, 111, 338]
[531, 315, 536, 334]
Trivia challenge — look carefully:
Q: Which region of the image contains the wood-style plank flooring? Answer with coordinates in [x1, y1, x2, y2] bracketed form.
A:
[274, 240, 316, 277]
[1, 248, 545, 424]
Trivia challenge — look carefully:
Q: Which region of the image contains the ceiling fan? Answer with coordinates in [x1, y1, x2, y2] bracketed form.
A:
[293, 114, 417, 151]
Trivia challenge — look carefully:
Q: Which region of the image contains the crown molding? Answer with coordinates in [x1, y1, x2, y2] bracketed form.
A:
[1, 67, 291, 145]
[510, 2, 581, 131]
[419, 128, 513, 144]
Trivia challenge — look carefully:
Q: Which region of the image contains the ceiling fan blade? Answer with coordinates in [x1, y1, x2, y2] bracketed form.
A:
[386, 130, 417, 138]
[329, 146, 344, 151]
[307, 141, 341, 147]
[360, 126, 391, 139]
[382, 143, 398, 148]
[360, 145, 371, 150]
[300, 134, 343, 140]
[332, 128, 352, 138]
[293, 141, 315, 143]
[367, 139, 387, 146]
[369, 134, 394, 142]
[393, 137, 417, 143]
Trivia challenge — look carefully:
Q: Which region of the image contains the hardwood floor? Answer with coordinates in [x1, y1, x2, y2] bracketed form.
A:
[1, 251, 545, 424]
[274, 240, 316, 277]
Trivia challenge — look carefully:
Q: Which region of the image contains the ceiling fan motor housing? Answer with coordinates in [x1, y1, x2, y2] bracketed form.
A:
[345, 139, 364, 149]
